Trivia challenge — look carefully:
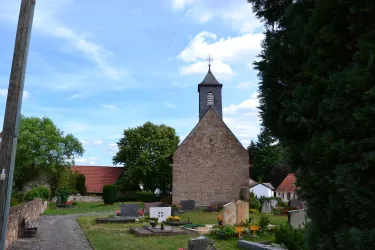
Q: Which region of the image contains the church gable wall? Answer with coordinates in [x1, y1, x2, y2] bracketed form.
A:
[172, 108, 249, 206]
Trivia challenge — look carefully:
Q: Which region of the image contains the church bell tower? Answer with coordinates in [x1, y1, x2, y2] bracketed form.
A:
[198, 56, 223, 120]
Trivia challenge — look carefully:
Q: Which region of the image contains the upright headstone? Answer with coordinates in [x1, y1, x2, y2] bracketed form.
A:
[270, 199, 278, 209]
[261, 201, 272, 213]
[150, 207, 171, 222]
[188, 236, 217, 250]
[288, 199, 302, 208]
[144, 202, 162, 214]
[120, 203, 139, 217]
[236, 200, 249, 224]
[222, 202, 236, 225]
[181, 200, 195, 211]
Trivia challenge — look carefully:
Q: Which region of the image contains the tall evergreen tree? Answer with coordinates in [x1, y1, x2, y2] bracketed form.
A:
[248, 0, 375, 249]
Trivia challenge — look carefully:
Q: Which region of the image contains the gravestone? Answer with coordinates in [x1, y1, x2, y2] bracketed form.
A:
[144, 202, 162, 214]
[120, 203, 139, 217]
[270, 199, 278, 209]
[181, 200, 195, 211]
[236, 200, 249, 224]
[222, 202, 236, 225]
[261, 201, 272, 213]
[150, 207, 171, 222]
[288, 199, 302, 208]
[188, 236, 217, 250]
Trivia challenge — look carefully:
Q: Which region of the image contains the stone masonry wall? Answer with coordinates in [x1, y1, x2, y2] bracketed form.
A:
[6, 199, 45, 249]
[173, 108, 250, 206]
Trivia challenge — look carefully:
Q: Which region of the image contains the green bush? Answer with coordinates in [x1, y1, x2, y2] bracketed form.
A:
[75, 173, 87, 195]
[57, 186, 70, 204]
[103, 184, 117, 204]
[160, 196, 172, 204]
[215, 225, 236, 240]
[275, 223, 306, 250]
[249, 192, 261, 210]
[25, 186, 52, 201]
[136, 191, 156, 202]
[259, 215, 270, 234]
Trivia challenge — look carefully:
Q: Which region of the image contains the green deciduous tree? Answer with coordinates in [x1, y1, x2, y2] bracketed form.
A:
[113, 122, 179, 194]
[248, 127, 289, 188]
[14, 116, 84, 192]
[248, 0, 375, 248]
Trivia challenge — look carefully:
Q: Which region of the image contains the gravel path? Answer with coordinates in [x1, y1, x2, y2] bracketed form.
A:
[9, 212, 112, 250]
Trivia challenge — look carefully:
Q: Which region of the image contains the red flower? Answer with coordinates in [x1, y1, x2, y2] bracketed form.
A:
[138, 210, 144, 216]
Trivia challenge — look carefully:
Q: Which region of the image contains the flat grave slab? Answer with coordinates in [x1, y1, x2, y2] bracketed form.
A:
[96, 216, 137, 224]
[130, 225, 194, 237]
[164, 221, 191, 226]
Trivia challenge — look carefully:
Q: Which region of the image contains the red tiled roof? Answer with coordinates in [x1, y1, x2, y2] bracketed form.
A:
[275, 173, 297, 192]
[72, 166, 124, 193]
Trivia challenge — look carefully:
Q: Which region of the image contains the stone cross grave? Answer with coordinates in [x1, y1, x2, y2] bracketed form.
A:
[150, 207, 171, 222]
[120, 203, 139, 217]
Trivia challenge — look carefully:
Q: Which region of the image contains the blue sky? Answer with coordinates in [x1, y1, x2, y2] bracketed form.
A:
[0, 0, 263, 166]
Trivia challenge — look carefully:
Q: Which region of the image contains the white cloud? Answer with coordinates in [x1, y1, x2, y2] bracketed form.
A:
[171, 0, 200, 10]
[170, 0, 263, 33]
[178, 31, 263, 64]
[236, 82, 253, 89]
[0, 89, 30, 100]
[163, 101, 178, 109]
[223, 92, 261, 147]
[180, 60, 233, 77]
[101, 104, 118, 110]
[1, 0, 125, 80]
[75, 156, 100, 165]
[80, 139, 103, 146]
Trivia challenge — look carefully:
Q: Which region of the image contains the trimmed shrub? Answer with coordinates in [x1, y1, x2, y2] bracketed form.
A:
[275, 223, 306, 250]
[117, 190, 138, 202]
[75, 173, 87, 195]
[136, 191, 157, 202]
[25, 186, 52, 201]
[103, 184, 117, 204]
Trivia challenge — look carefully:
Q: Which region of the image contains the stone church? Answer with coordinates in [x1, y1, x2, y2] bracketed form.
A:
[172, 66, 250, 206]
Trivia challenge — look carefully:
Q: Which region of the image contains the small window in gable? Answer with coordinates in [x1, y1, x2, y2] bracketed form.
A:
[207, 92, 214, 105]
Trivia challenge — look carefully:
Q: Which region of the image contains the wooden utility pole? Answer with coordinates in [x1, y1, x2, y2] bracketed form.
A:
[0, 0, 35, 249]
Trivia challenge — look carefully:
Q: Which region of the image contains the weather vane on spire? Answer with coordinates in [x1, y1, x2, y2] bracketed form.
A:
[206, 54, 213, 69]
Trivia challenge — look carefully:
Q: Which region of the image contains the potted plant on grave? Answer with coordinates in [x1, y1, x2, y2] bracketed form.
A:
[166, 216, 181, 222]
[249, 220, 260, 236]
[172, 203, 182, 215]
[235, 222, 245, 238]
[150, 217, 158, 228]
[217, 215, 223, 226]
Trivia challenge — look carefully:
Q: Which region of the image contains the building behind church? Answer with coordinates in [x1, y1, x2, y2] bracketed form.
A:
[171, 66, 250, 206]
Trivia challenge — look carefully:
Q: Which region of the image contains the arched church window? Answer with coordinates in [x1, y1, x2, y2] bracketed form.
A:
[207, 92, 214, 105]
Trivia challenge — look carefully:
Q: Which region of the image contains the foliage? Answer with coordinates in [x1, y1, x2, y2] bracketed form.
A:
[117, 191, 138, 202]
[248, 128, 290, 188]
[75, 173, 87, 195]
[14, 116, 84, 192]
[113, 122, 179, 193]
[249, 192, 261, 210]
[160, 196, 172, 204]
[56, 186, 70, 204]
[249, 209, 260, 214]
[11, 192, 25, 206]
[214, 225, 236, 240]
[172, 202, 182, 211]
[275, 224, 306, 250]
[136, 191, 156, 202]
[166, 216, 181, 222]
[259, 215, 270, 233]
[248, 0, 375, 248]
[25, 186, 52, 201]
[103, 184, 117, 204]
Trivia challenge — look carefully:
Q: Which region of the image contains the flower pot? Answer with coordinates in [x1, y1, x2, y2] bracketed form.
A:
[249, 225, 260, 236]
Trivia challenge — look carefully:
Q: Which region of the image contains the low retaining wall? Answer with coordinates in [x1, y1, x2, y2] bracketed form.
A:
[6, 199, 47, 249]
[288, 209, 310, 228]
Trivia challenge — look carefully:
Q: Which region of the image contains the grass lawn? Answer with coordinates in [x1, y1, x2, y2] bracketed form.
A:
[77, 209, 288, 250]
[43, 202, 144, 215]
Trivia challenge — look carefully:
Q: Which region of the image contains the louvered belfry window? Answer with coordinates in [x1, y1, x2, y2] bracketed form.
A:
[207, 92, 214, 105]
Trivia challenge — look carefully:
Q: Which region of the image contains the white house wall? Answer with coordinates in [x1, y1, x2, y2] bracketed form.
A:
[250, 185, 274, 198]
